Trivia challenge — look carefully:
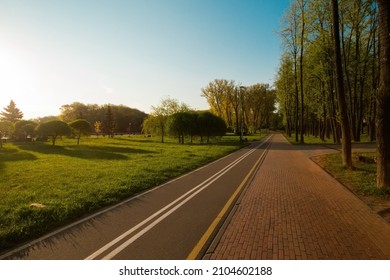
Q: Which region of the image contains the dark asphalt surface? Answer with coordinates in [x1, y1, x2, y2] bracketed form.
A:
[0, 136, 271, 260]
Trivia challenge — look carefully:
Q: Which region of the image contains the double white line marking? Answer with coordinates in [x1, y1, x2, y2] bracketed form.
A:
[86, 136, 272, 260]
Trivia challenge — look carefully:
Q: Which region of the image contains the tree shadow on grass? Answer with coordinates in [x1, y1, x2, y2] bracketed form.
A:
[15, 142, 156, 160]
[0, 148, 38, 162]
[0, 148, 38, 172]
[84, 145, 156, 155]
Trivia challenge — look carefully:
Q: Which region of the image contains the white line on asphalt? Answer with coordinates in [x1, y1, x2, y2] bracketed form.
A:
[0, 136, 248, 260]
[86, 136, 272, 260]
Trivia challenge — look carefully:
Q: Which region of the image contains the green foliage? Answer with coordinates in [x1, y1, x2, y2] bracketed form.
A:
[94, 121, 102, 135]
[202, 80, 276, 134]
[277, 0, 379, 143]
[143, 97, 191, 143]
[13, 120, 38, 141]
[69, 119, 92, 144]
[0, 120, 14, 148]
[59, 102, 147, 133]
[167, 111, 226, 144]
[103, 105, 115, 138]
[0, 100, 23, 123]
[198, 111, 227, 143]
[35, 120, 71, 146]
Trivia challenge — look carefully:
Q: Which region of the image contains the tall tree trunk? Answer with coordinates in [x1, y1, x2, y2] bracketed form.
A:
[376, 0, 390, 190]
[331, 0, 352, 168]
[299, 0, 306, 144]
[294, 55, 299, 143]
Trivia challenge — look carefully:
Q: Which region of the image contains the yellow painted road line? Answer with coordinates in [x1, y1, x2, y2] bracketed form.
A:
[186, 141, 271, 260]
[86, 138, 270, 260]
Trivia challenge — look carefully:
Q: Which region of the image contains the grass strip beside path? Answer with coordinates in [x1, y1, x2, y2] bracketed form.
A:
[284, 134, 390, 223]
[0, 135, 261, 251]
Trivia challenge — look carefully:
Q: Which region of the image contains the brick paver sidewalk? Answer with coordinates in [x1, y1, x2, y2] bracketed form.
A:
[207, 134, 390, 259]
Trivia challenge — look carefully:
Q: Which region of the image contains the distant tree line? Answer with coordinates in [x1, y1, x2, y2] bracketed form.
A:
[0, 100, 148, 146]
[1, 99, 227, 146]
[59, 102, 148, 135]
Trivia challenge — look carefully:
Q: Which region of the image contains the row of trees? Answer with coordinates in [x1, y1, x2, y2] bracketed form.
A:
[277, 0, 379, 143]
[0, 100, 148, 137]
[201, 79, 277, 134]
[0, 100, 149, 146]
[276, 0, 390, 189]
[142, 97, 226, 143]
[0, 118, 92, 146]
[1, 98, 227, 146]
[59, 102, 148, 135]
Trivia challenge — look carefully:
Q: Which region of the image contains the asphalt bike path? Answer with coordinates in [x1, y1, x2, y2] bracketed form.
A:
[0, 136, 272, 259]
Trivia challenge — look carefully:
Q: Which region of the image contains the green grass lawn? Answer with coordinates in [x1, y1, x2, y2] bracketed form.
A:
[285, 133, 375, 145]
[0, 134, 263, 251]
[312, 152, 384, 196]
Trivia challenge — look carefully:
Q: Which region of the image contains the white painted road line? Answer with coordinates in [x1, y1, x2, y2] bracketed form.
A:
[85, 136, 271, 260]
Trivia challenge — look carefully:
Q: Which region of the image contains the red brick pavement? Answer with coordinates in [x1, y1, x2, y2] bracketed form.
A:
[207, 134, 390, 260]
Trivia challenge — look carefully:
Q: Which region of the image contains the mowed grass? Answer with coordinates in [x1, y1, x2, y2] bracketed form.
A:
[312, 152, 390, 198]
[0, 135, 256, 251]
[285, 133, 375, 145]
[285, 134, 335, 145]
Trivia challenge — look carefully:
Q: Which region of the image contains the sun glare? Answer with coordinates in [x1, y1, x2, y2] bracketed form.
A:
[0, 45, 41, 113]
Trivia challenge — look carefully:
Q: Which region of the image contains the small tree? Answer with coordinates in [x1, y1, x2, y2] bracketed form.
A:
[0, 100, 23, 123]
[198, 112, 227, 143]
[0, 120, 14, 148]
[94, 121, 102, 136]
[69, 119, 92, 144]
[103, 105, 115, 138]
[36, 120, 71, 146]
[14, 120, 38, 141]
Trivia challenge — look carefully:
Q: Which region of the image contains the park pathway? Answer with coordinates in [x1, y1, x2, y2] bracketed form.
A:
[206, 134, 390, 259]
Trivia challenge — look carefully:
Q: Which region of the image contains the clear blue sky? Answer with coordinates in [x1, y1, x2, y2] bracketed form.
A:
[0, 0, 290, 119]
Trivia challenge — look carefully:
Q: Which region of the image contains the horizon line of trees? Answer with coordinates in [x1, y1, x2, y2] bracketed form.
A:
[0, 100, 148, 136]
[1, 98, 228, 146]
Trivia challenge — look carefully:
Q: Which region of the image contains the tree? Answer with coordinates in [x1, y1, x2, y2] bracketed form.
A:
[201, 79, 237, 132]
[198, 111, 227, 143]
[331, 0, 352, 169]
[0, 120, 14, 148]
[277, 0, 378, 145]
[168, 112, 199, 144]
[168, 112, 192, 144]
[103, 105, 115, 138]
[0, 100, 23, 123]
[59, 102, 147, 133]
[275, 55, 295, 137]
[14, 120, 37, 141]
[94, 121, 102, 136]
[143, 97, 190, 143]
[69, 119, 92, 144]
[36, 120, 71, 146]
[376, 0, 390, 190]
[244, 84, 276, 133]
[280, 2, 301, 142]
